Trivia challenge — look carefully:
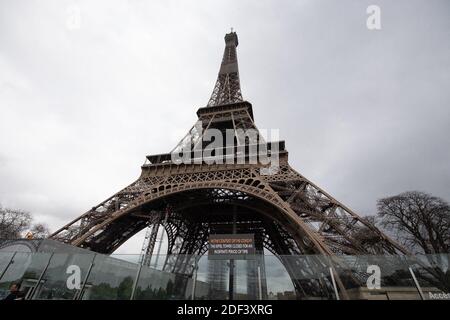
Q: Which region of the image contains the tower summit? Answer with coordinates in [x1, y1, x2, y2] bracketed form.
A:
[207, 31, 243, 107]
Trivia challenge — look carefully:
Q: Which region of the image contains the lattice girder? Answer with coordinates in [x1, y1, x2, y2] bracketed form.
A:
[50, 160, 406, 258]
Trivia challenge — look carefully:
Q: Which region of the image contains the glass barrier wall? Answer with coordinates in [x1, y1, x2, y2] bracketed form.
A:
[407, 254, 450, 300]
[0, 244, 449, 300]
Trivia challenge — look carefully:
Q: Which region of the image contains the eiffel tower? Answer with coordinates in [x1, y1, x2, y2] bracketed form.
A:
[50, 31, 407, 299]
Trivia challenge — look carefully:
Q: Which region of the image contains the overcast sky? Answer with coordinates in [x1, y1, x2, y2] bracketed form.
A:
[1, 0, 449, 255]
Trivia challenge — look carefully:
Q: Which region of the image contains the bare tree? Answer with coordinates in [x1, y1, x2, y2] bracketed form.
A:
[376, 191, 450, 254]
[0, 206, 32, 239]
[0, 205, 50, 240]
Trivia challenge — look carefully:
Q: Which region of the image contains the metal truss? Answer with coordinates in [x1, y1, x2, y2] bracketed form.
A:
[207, 32, 243, 107]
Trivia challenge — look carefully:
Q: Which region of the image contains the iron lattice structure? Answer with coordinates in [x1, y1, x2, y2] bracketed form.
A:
[207, 32, 243, 107]
[50, 31, 407, 298]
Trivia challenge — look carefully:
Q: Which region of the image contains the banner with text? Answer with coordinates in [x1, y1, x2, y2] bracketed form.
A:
[208, 234, 255, 260]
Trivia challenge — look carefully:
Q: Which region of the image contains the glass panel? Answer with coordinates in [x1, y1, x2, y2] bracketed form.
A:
[408, 254, 450, 300]
[277, 255, 336, 300]
[0, 252, 15, 299]
[133, 265, 178, 300]
[0, 252, 33, 299]
[32, 253, 95, 300]
[22, 252, 53, 299]
[332, 255, 418, 300]
[233, 256, 265, 300]
[0, 252, 15, 277]
[0, 252, 52, 299]
[193, 255, 212, 300]
[207, 258, 230, 299]
[81, 254, 138, 300]
[234, 260, 250, 299]
[264, 255, 299, 300]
